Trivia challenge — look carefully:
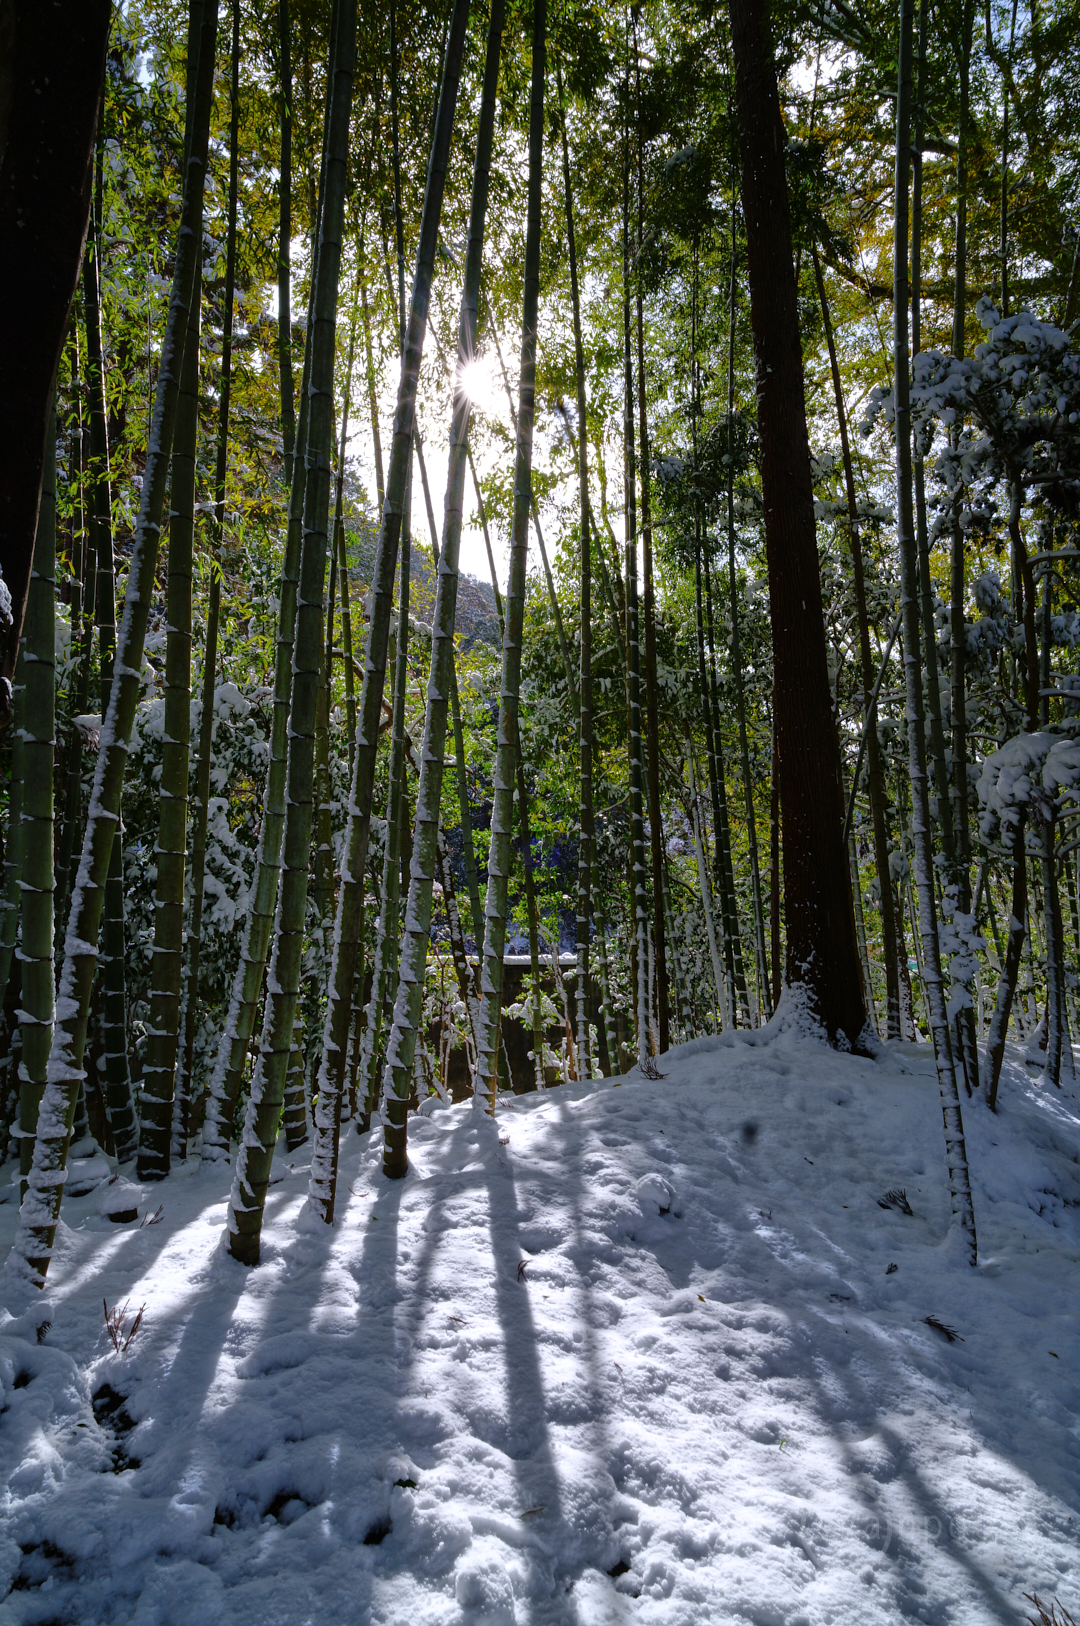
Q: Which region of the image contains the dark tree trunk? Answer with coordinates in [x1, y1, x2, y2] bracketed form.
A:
[728, 0, 867, 1047]
[0, 0, 112, 713]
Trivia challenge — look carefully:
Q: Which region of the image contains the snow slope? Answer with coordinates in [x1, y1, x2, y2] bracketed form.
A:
[0, 1032, 1078, 1625]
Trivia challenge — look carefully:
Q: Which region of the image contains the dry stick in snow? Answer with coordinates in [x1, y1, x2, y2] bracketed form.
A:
[226, 0, 355, 1266]
[301, 0, 472, 1216]
[6, 0, 220, 1289]
[472, 0, 547, 1112]
[891, 0, 976, 1262]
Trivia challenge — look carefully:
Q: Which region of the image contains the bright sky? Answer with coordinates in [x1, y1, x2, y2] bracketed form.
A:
[344, 330, 568, 593]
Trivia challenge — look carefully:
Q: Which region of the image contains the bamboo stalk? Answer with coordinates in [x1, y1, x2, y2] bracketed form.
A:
[473, 0, 546, 1111]
[892, 0, 976, 1263]
[9, 0, 221, 1286]
[227, 0, 355, 1265]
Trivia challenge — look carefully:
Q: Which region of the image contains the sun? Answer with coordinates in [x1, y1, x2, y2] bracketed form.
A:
[456, 354, 500, 417]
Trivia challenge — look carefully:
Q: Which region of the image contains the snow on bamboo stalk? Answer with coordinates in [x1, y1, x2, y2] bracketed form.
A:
[84, 206, 137, 1161]
[200, 327, 312, 1160]
[309, 0, 472, 1179]
[359, 536, 412, 1125]
[178, 0, 241, 1140]
[366, 0, 505, 1189]
[16, 415, 56, 1185]
[5, 0, 220, 1289]
[622, 113, 650, 1067]
[226, 0, 354, 1267]
[137, 255, 202, 1182]
[557, 65, 594, 1079]
[52, 412, 94, 961]
[891, 0, 976, 1264]
[473, 0, 546, 1111]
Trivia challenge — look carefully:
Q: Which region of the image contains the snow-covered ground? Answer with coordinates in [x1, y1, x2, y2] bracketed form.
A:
[1, 1032, 1078, 1625]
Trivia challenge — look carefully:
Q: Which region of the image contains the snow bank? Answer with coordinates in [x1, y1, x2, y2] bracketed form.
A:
[0, 1035, 1077, 1624]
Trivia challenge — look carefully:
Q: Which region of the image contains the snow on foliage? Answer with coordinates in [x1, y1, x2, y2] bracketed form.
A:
[978, 731, 1080, 843]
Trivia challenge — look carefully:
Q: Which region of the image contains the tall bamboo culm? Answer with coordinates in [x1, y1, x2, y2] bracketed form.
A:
[892, 0, 976, 1264]
[83, 178, 137, 1158]
[622, 73, 650, 1066]
[369, 0, 505, 1188]
[137, 250, 202, 1181]
[557, 59, 595, 1079]
[6, 0, 220, 1289]
[473, 0, 546, 1109]
[309, 0, 472, 1172]
[179, 0, 241, 1141]
[227, 0, 355, 1266]
[16, 414, 56, 1187]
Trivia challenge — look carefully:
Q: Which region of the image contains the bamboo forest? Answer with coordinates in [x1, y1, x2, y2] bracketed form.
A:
[0, 0, 1079, 1618]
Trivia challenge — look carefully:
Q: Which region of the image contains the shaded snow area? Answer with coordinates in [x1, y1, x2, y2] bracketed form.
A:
[1, 1034, 1079, 1625]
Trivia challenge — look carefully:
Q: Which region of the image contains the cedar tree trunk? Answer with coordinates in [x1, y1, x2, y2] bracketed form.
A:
[0, 0, 111, 711]
[728, 0, 867, 1047]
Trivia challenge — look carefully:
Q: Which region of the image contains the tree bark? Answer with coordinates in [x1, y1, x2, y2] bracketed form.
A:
[0, 0, 112, 712]
[728, 0, 866, 1046]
